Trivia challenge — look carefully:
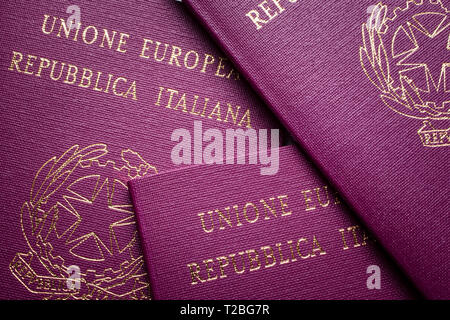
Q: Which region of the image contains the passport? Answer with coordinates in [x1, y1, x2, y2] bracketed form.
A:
[129, 145, 418, 299]
[183, 0, 450, 299]
[0, 0, 279, 299]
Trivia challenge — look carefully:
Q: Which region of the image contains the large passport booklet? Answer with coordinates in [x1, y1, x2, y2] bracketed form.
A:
[184, 0, 450, 299]
[0, 0, 279, 299]
[129, 145, 417, 300]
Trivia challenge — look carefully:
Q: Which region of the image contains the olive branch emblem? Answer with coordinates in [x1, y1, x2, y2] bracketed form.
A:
[12, 144, 156, 299]
[360, 2, 449, 120]
[30, 144, 108, 220]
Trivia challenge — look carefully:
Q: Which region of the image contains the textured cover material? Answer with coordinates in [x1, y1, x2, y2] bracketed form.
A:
[0, 0, 279, 299]
[129, 145, 418, 299]
[184, 0, 450, 299]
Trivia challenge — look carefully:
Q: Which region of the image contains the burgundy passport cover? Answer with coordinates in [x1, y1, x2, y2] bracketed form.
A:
[0, 0, 279, 299]
[184, 0, 450, 299]
[129, 145, 417, 299]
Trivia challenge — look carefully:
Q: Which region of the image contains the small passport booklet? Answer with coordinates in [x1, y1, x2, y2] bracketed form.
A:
[184, 0, 450, 299]
[129, 145, 417, 299]
[0, 0, 279, 299]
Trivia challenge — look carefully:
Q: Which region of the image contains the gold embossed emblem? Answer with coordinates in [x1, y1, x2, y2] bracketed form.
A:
[360, 0, 449, 147]
[9, 144, 157, 299]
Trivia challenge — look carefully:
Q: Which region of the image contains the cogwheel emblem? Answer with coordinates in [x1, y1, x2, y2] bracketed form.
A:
[9, 144, 157, 300]
[360, 0, 450, 147]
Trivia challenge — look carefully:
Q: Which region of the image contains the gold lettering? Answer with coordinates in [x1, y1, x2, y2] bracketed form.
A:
[246, 249, 261, 272]
[187, 262, 206, 285]
[215, 57, 228, 78]
[36, 58, 51, 77]
[201, 54, 215, 73]
[154, 41, 169, 62]
[246, 9, 268, 30]
[169, 45, 182, 67]
[238, 109, 252, 128]
[79, 68, 93, 88]
[315, 186, 330, 207]
[50, 61, 65, 81]
[243, 202, 259, 223]
[287, 240, 297, 262]
[216, 256, 229, 279]
[226, 205, 243, 227]
[208, 101, 222, 121]
[338, 228, 349, 250]
[278, 195, 292, 216]
[204, 259, 218, 281]
[260, 198, 277, 220]
[165, 88, 179, 109]
[198, 212, 214, 233]
[230, 252, 246, 274]
[93, 71, 104, 92]
[184, 50, 199, 70]
[347, 225, 361, 248]
[173, 93, 188, 112]
[155, 86, 164, 106]
[276, 242, 290, 265]
[82, 25, 98, 45]
[124, 80, 138, 101]
[117, 33, 129, 53]
[112, 77, 127, 97]
[140, 38, 153, 59]
[64, 64, 78, 84]
[224, 103, 241, 125]
[56, 18, 73, 39]
[302, 189, 316, 211]
[41, 15, 57, 35]
[259, 0, 279, 20]
[100, 29, 117, 49]
[261, 246, 277, 268]
[311, 235, 326, 257]
[8, 51, 23, 72]
[216, 208, 233, 230]
[23, 55, 37, 75]
[296, 238, 311, 259]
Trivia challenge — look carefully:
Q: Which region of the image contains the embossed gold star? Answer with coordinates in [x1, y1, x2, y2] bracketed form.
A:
[398, 23, 450, 91]
[67, 177, 133, 257]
